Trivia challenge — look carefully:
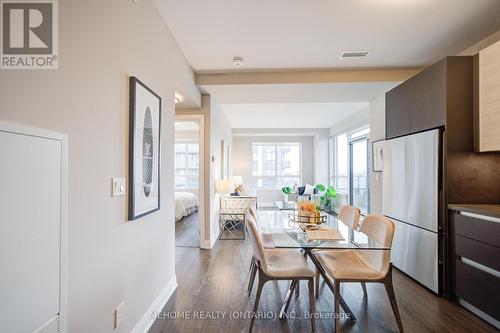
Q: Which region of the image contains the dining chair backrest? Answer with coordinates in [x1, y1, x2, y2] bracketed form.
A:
[359, 214, 394, 247]
[338, 205, 361, 230]
[357, 214, 395, 275]
[246, 214, 267, 267]
[249, 206, 258, 219]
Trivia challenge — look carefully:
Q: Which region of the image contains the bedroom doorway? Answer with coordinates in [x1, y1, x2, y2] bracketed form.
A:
[174, 117, 202, 248]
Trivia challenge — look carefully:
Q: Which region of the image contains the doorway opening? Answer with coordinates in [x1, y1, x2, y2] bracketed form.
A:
[174, 117, 203, 248]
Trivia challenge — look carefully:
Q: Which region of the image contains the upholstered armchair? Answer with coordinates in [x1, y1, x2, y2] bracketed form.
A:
[220, 195, 258, 213]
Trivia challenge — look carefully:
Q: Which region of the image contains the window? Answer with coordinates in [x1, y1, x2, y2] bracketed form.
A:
[334, 133, 348, 195]
[329, 136, 335, 186]
[252, 142, 301, 189]
[350, 136, 370, 214]
[175, 141, 199, 188]
[331, 125, 371, 213]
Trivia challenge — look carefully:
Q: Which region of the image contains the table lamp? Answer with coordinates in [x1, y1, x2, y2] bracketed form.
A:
[215, 179, 234, 211]
[232, 176, 243, 187]
[215, 179, 234, 194]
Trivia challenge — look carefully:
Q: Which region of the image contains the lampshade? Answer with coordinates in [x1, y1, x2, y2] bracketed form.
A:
[232, 176, 243, 186]
[215, 179, 234, 194]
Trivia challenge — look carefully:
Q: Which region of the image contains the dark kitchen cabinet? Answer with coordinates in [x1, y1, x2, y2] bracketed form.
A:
[385, 86, 411, 138]
[448, 206, 500, 329]
[386, 56, 473, 151]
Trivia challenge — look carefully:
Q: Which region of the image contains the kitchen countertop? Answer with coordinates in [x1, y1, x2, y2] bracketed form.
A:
[448, 204, 500, 219]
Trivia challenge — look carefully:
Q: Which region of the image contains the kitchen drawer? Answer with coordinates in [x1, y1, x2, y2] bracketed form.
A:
[456, 235, 500, 272]
[455, 259, 500, 321]
[455, 213, 500, 247]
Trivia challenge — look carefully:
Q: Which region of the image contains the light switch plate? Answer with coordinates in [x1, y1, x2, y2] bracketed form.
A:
[114, 302, 125, 328]
[112, 178, 126, 197]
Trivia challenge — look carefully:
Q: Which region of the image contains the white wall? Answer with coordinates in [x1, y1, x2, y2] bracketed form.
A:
[329, 106, 370, 136]
[209, 100, 233, 245]
[0, 0, 199, 332]
[369, 95, 386, 214]
[232, 134, 315, 203]
[312, 129, 330, 186]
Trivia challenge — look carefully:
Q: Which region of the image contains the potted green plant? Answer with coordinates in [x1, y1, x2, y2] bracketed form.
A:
[281, 186, 293, 203]
[315, 184, 337, 213]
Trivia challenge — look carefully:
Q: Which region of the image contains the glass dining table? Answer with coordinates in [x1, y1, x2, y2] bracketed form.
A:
[256, 210, 390, 322]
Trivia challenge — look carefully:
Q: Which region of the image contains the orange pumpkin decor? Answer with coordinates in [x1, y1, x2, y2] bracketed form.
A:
[299, 202, 316, 213]
[298, 201, 321, 223]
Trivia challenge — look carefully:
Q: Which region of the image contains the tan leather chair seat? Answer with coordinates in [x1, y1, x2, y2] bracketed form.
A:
[314, 250, 386, 281]
[261, 232, 275, 248]
[264, 249, 315, 278]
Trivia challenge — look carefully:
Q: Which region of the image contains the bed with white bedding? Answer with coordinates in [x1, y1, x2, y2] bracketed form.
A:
[175, 192, 199, 221]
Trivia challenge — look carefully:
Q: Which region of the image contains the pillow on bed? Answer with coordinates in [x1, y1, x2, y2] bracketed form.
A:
[303, 184, 315, 195]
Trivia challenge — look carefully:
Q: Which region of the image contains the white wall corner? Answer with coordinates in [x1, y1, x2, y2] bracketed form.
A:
[329, 106, 370, 137]
[369, 94, 386, 141]
[201, 237, 217, 249]
[131, 274, 178, 333]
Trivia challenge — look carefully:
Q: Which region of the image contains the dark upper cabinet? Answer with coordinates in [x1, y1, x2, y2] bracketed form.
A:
[386, 56, 473, 150]
[385, 86, 411, 138]
[408, 60, 447, 133]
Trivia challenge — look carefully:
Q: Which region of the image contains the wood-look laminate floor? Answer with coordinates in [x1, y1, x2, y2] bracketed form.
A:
[151, 239, 498, 333]
[175, 212, 200, 247]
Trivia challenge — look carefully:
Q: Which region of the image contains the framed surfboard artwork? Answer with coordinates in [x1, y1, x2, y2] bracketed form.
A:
[128, 76, 161, 220]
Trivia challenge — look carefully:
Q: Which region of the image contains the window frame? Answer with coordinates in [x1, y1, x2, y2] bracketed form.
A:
[349, 135, 371, 215]
[174, 139, 200, 189]
[330, 124, 371, 212]
[251, 142, 302, 190]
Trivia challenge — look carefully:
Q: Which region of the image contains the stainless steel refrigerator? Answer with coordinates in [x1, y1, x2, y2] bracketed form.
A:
[383, 129, 443, 294]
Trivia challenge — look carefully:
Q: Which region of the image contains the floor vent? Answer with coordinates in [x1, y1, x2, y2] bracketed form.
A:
[340, 50, 369, 58]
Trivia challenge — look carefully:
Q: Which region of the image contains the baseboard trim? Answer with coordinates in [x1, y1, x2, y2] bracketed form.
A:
[201, 239, 211, 249]
[210, 235, 218, 248]
[201, 237, 217, 249]
[131, 274, 177, 333]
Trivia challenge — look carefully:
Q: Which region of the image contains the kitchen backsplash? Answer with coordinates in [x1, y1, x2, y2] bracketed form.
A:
[447, 152, 500, 204]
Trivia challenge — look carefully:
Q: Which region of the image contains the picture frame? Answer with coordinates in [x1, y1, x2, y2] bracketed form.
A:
[372, 140, 384, 172]
[128, 76, 161, 220]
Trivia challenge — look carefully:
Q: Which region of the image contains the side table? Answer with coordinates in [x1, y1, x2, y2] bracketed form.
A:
[219, 210, 246, 240]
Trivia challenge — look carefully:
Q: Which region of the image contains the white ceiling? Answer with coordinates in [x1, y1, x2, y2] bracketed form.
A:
[207, 81, 397, 129]
[154, 0, 500, 71]
[221, 102, 368, 129]
[201, 82, 399, 104]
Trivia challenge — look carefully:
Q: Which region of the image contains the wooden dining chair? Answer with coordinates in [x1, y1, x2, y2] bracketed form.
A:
[246, 215, 317, 332]
[315, 205, 361, 297]
[312, 214, 404, 333]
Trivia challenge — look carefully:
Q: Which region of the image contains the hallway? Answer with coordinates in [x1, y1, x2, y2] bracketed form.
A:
[176, 212, 200, 248]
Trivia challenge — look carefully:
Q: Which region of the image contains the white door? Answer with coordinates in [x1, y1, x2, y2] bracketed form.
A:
[0, 124, 66, 333]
